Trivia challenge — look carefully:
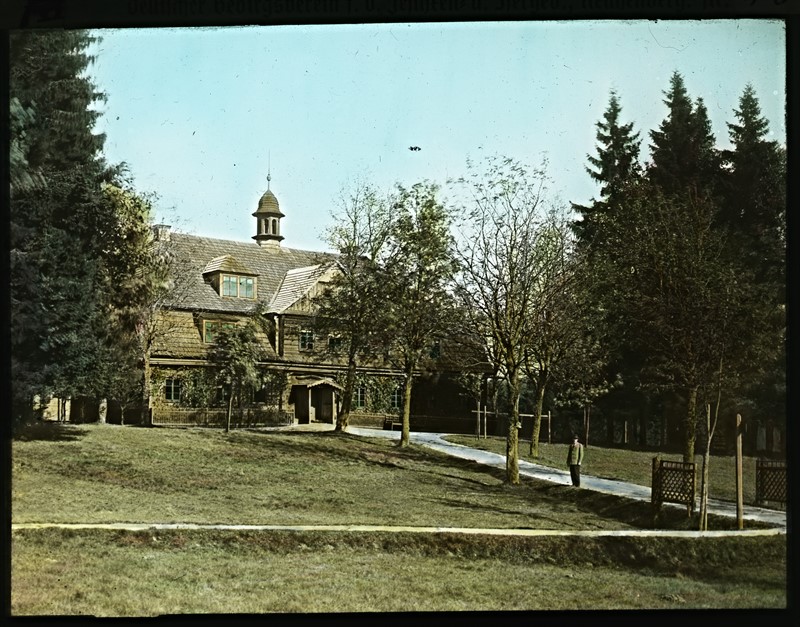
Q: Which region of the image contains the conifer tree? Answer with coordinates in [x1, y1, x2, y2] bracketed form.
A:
[9, 30, 120, 421]
[648, 71, 720, 197]
[572, 89, 641, 248]
[721, 84, 786, 288]
[720, 84, 787, 432]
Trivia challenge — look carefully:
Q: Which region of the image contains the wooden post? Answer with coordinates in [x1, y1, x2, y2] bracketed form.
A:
[623, 419, 628, 445]
[651, 456, 661, 527]
[735, 413, 744, 530]
[583, 406, 590, 448]
[547, 411, 551, 445]
[476, 401, 480, 439]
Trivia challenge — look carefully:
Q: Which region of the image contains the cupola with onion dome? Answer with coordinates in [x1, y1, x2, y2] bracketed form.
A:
[253, 172, 285, 248]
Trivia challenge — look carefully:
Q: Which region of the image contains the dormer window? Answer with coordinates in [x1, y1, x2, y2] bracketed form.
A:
[221, 274, 255, 299]
[202, 256, 258, 300]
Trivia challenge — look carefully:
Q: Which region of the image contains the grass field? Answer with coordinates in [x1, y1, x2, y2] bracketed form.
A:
[10, 422, 788, 615]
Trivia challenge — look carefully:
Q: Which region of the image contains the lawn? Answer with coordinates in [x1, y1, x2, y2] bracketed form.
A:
[10, 422, 788, 615]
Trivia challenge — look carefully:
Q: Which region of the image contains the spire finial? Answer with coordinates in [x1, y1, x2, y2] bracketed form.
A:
[267, 152, 271, 190]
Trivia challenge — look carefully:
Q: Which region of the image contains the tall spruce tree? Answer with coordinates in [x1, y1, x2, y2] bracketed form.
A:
[572, 89, 641, 248]
[720, 84, 787, 431]
[721, 84, 786, 288]
[10, 30, 119, 421]
[571, 90, 643, 446]
[648, 71, 720, 198]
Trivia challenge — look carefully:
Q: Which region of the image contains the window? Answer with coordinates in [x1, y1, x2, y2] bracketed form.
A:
[299, 329, 314, 351]
[354, 386, 366, 409]
[222, 275, 238, 297]
[221, 274, 255, 299]
[239, 276, 255, 298]
[328, 335, 343, 353]
[165, 378, 182, 402]
[390, 386, 402, 410]
[204, 320, 235, 343]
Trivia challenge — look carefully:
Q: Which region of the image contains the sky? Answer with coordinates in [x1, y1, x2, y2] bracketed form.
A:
[87, 19, 786, 252]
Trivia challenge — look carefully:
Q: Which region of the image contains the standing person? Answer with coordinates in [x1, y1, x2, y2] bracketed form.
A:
[566, 434, 584, 487]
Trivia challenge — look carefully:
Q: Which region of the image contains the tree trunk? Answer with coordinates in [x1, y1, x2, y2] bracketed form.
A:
[683, 385, 699, 462]
[336, 355, 357, 432]
[698, 403, 713, 530]
[225, 391, 233, 433]
[583, 405, 591, 448]
[638, 393, 650, 447]
[399, 365, 414, 448]
[529, 377, 546, 458]
[506, 369, 521, 485]
[141, 354, 152, 426]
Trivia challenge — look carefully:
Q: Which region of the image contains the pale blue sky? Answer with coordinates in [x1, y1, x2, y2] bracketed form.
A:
[88, 20, 786, 252]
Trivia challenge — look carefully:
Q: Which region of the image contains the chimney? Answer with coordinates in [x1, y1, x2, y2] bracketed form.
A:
[153, 224, 172, 242]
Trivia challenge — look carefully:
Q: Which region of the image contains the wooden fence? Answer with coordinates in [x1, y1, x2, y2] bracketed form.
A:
[755, 459, 787, 505]
[651, 457, 696, 518]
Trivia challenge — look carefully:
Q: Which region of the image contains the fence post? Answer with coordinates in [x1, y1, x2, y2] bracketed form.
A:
[547, 411, 551, 445]
[651, 456, 661, 527]
[735, 413, 744, 530]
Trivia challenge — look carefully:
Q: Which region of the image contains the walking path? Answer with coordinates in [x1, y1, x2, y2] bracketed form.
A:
[344, 426, 788, 531]
[11, 423, 786, 537]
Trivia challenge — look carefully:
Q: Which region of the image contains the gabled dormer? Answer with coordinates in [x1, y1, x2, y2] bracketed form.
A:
[202, 255, 258, 299]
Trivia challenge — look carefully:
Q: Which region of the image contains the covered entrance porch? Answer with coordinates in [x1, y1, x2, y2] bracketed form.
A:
[289, 376, 342, 424]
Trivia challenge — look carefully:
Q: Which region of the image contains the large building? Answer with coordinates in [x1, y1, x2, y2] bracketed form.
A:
[139, 180, 477, 430]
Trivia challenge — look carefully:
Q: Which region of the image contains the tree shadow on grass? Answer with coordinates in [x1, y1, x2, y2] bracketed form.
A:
[12, 421, 90, 443]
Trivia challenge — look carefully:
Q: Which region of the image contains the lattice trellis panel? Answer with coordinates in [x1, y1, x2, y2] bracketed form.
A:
[756, 459, 787, 504]
[652, 459, 696, 515]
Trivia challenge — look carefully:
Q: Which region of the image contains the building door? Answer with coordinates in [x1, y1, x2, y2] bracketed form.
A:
[292, 386, 310, 424]
[311, 386, 335, 423]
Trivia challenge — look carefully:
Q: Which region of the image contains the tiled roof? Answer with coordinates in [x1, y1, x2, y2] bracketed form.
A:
[202, 255, 257, 276]
[165, 232, 333, 314]
[267, 264, 329, 314]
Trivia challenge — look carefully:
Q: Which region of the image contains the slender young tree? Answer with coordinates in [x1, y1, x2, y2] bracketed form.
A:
[452, 156, 559, 483]
[208, 316, 268, 432]
[382, 182, 458, 448]
[520, 211, 607, 457]
[313, 179, 393, 432]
